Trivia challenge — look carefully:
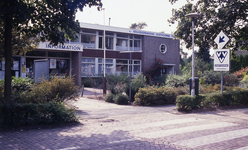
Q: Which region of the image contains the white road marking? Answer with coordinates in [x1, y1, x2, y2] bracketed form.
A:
[109, 138, 140, 144]
[233, 146, 248, 150]
[58, 146, 80, 150]
[137, 122, 238, 139]
[173, 129, 248, 148]
[122, 117, 205, 131]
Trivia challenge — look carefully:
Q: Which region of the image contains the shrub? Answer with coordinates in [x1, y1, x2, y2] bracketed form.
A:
[0, 77, 33, 102]
[124, 73, 146, 102]
[176, 95, 202, 111]
[176, 88, 248, 111]
[145, 57, 165, 85]
[82, 77, 103, 88]
[105, 93, 115, 103]
[201, 70, 238, 86]
[20, 76, 79, 103]
[0, 101, 78, 128]
[165, 74, 190, 88]
[152, 75, 167, 86]
[133, 86, 177, 106]
[201, 70, 221, 85]
[106, 74, 129, 95]
[113, 94, 129, 105]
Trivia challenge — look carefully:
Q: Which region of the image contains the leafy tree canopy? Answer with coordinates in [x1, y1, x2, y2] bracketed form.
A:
[0, 0, 102, 125]
[168, 0, 248, 61]
[0, 0, 102, 45]
[130, 22, 147, 30]
[0, 22, 40, 56]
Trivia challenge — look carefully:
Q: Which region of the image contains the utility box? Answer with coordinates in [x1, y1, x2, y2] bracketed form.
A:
[189, 77, 199, 95]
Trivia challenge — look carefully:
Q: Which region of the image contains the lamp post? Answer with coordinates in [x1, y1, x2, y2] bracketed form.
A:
[185, 13, 201, 96]
[120, 50, 142, 103]
[102, 8, 106, 96]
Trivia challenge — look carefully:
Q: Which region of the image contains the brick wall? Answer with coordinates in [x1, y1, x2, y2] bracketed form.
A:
[142, 36, 180, 75]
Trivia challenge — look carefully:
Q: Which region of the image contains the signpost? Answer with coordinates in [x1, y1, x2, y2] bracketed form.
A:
[214, 31, 230, 93]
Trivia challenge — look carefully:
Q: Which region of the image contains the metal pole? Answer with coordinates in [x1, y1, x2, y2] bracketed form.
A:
[129, 51, 132, 103]
[103, 8, 106, 78]
[103, 8, 106, 95]
[191, 18, 195, 96]
[221, 71, 223, 93]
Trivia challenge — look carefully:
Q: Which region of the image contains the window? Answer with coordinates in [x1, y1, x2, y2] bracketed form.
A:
[49, 59, 70, 76]
[133, 60, 141, 76]
[134, 40, 141, 51]
[116, 59, 128, 75]
[98, 59, 113, 75]
[116, 39, 128, 51]
[159, 44, 167, 54]
[81, 58, 95, 76]
[81, 34, 96, 49]
[99, 36, 114, 49]
[129, 35, 141, 51]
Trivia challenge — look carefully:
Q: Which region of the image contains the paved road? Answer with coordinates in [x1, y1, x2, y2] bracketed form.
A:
[1, 95, 248, 150]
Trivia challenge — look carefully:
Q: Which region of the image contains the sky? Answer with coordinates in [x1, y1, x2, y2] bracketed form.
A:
[75, 0, 199, 56]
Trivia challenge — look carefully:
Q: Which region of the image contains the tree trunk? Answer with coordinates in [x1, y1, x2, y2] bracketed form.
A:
[3, 15, 13, 125]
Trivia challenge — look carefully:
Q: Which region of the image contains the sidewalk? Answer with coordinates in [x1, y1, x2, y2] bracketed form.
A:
[2, 89, 248, 150]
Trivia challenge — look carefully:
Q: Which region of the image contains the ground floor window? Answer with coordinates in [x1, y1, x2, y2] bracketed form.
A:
[81, 58, 95, 76]
[98, 59, 113, 75]
[161, 65, 174, 75]
[81, 58, 141, 77]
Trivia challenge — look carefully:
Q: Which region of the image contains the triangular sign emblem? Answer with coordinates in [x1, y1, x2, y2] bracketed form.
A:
[216, 51, 228, 63]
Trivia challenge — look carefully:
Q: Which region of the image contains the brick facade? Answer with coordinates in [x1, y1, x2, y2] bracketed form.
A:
[142, 36, 180, 75]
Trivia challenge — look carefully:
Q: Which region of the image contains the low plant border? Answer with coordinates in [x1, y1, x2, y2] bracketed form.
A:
[176, 89, 248, 111]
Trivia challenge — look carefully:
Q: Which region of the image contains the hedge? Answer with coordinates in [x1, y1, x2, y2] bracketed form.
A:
[133, 86, 183, 106]
[0, 102, 78, 128]
[176, 88, 248, 111]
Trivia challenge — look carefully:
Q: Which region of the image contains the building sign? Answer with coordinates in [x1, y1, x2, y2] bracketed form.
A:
[129, 30, 173, 38]
[50, 59, 56, 69]
[13, 61, 19, 70]
[38, 42, 83, 52]
[59, 59, 67, 68]
[214, 49, 230, 71]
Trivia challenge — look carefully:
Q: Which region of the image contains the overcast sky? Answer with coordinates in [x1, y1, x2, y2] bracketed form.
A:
[75, 0, 201, 56]
[75, 0, 195, 33]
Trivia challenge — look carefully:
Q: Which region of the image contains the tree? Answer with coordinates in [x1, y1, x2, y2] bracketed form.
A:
[0, 23, 40, 56]
[168, 0, 248, 61]
[145, 57, 164, 84]
[0, 0, 102, 125]
[130, 22, 147, 30]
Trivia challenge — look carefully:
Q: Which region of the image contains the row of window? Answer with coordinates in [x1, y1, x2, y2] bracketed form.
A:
[81, 58, 141, 77]
[69, 30, 142, 52]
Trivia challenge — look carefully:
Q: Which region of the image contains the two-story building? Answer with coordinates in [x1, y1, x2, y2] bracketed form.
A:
[0, 22, 180, 86]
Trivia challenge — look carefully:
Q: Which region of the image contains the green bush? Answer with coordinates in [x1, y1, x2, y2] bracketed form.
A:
[106, 74, 129, 95]
[152, 75, 167, 86]
[0, 77, 33, 102]
[176, 95, 202, 111]
[0, 102, 78, 128]
[124, 73, 146, 102]
[176, 88, 248, 111]
[20, 76, 79, 103]
[133, 86, 177, 106]
[113, 94, 129, 105]
[165, 74, 190, 88]
[200, 70, 238, 86]
[105, 93, 115, 103]
[82, 77, 103, 88]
